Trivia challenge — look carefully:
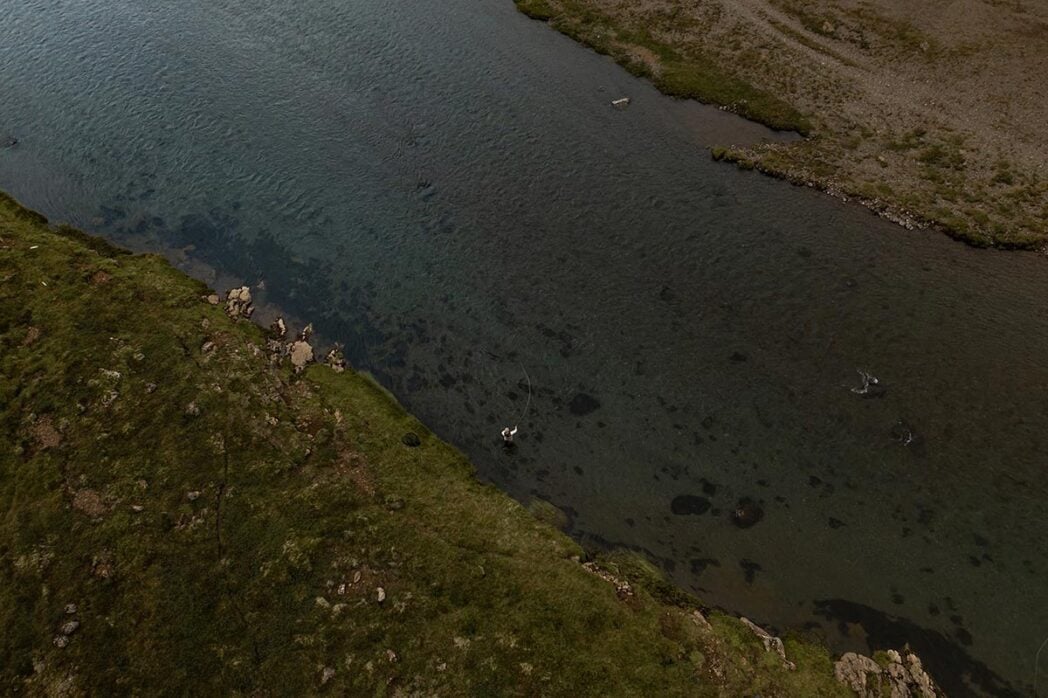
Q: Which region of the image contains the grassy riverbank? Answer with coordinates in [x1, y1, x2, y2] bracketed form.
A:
[0, 191, 893, 694]
[516, 0, 1048, 249]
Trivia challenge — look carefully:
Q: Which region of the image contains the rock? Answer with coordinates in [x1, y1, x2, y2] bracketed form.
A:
[611, 97, 631, 109]
[386, 649, 398, 663]
[299, 323, 313, 341]
[145, 383, 157, 394]
[326, 344, 347, 373]
[53, 635, 69, 649]
[224, 286, 254, 320]
[401, 432, 421, 448]
[906, 653, 937, 697]
[835, 652, 883, 694]
[376, 587, 386, 603]
[60, 620, 80, 636]
[671, 494, 711, 515]
[270, 317, 287, 339]
[740, 617, 795, 670]
[64, 604, 77, 615]
[289, 341, 314, 372]
[581, 561, 633, 599]
[205, 294, 219, 305]
[689, 609, 713, 632]
[731, 498, 764, 528]
[185, 402, 200, 416]
[201, 340, 215, 354]
[187, 491, 200, 501]
[131, 504, 144, 513]
[833, 650, 940, 697]
[320, 666, 335, 685]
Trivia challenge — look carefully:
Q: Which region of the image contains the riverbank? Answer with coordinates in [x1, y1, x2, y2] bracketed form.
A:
[515, 0, 1048, 249]
[0, 193, 947, 693]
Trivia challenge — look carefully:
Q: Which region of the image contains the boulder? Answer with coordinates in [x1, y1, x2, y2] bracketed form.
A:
[740, 617, 795, 670]
[834, 650, 940, 697]
[326, 344, 347, 373]
[289, 341, 314, 372]
[224, 286, 254, 319]
[731, 498, 764, 528]
[835, 652, 883, 694]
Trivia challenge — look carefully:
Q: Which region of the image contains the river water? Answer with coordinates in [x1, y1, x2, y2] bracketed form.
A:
[2, 0, 1046, 693]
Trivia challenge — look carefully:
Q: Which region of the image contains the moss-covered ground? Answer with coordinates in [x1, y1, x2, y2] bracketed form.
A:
[0, 192, 853, 694]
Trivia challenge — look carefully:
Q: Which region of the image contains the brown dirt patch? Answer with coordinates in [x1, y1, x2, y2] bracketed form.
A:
[336, 450, 375, 497]
[73, 489, 107, 518]
[22, 326, 41, 347]
[31, 416, 62, 449]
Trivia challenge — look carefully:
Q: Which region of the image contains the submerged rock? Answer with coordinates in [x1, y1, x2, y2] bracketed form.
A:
[670, 494, 711, 516]
[568, 392, 600, 416]
[731, 498, 764, 528]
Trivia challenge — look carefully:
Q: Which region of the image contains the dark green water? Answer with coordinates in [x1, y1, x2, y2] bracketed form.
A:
[2, 0, 1046, 693]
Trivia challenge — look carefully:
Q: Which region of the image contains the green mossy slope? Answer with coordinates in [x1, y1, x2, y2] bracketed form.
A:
[0, 192, 849, 695]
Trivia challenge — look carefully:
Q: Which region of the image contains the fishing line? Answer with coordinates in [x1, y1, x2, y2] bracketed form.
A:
[515, 362, 532, 426]
[1035, 632, 1048, 696]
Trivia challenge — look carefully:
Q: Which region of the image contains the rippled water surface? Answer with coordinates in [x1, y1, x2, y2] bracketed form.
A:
[2, 0, 1047, 693]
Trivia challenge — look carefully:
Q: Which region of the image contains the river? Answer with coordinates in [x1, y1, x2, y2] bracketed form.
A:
[2, 0, 1046, 694]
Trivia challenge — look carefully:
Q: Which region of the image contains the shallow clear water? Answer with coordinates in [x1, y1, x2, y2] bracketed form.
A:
[2, 0, 1047, 693]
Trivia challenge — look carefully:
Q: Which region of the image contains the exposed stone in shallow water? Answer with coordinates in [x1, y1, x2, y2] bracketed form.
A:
[671, 495, 711, 516]
[731, 498, 764, 528]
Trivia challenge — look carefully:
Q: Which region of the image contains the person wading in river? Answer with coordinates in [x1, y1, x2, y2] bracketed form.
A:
[501, 425, 518, 446]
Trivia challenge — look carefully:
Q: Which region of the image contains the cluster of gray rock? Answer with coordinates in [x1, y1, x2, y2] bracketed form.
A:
[266, 319, 315, 372]
[215, 286, 347, 374]
[52, 604, 79, 649]
[834, 649, 939, 697]
[223, 286, 255, 320]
